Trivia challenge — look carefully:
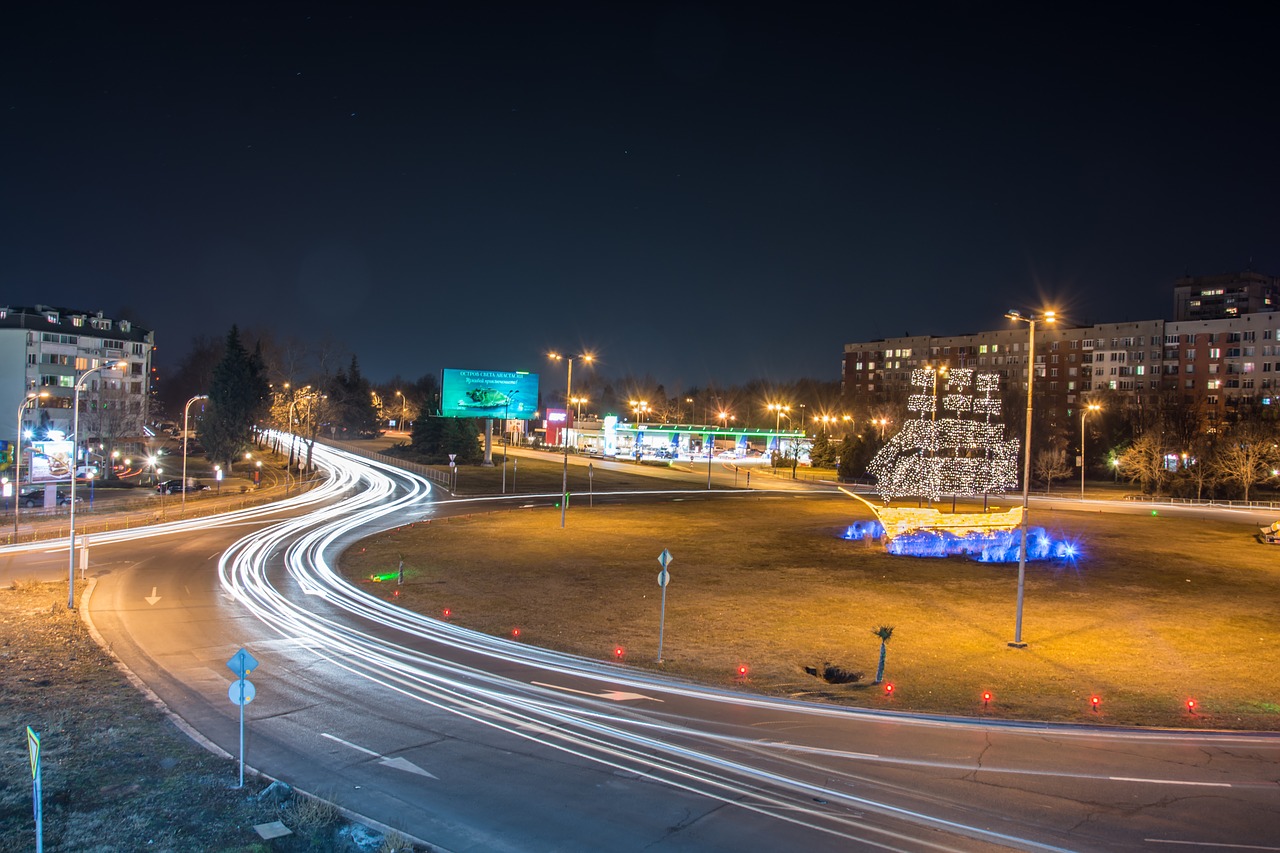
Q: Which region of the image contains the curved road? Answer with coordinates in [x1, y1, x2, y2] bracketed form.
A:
[7, 443, 1278, 851]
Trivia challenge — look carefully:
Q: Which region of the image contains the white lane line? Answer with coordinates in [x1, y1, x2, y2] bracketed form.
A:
[322, 732, 378, 756]
[1110, 776, 1232, 788]
[1145, 841, 1280, 850]
[531, 681, 665, 702]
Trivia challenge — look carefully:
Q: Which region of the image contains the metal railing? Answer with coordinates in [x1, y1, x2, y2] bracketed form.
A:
[317, 439, 452, 488]
[1122, 494, 1280, 510]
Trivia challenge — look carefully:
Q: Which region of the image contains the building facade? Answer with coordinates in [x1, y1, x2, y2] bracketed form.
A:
[1, 305, 155, 462]
[843, 275, 1280, 432]
[1173, 271, 1280, 321]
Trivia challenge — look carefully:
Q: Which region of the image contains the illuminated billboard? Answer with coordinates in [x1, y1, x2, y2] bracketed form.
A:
[441, 369, 539, 420]
[29, 440, 74, 482]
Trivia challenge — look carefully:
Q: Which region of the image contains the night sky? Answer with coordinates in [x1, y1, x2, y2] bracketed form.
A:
[3, 5, 1276, 391]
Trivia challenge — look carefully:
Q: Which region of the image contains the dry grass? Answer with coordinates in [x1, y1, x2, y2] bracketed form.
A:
[0, 582, 425, 852]
[342, 494, 1280, 730]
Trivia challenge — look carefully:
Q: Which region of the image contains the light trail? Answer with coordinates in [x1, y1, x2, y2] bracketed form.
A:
[206, 442, 1280, 851]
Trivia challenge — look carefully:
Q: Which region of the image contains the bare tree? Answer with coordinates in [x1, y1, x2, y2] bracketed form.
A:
[81, 376, 147, 478]
[1033, 445, 1073, 493]
[1210, 421, 1278, 502]
[1117, 430, 1169, 495]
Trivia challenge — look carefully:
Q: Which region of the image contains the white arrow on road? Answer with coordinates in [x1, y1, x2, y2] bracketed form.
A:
[532, 681, 664, 703]
[144, 587, 161, 605]
[321, 733, 437, 779]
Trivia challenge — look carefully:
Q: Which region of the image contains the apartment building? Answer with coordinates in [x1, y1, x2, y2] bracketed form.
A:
[1, 305, 155, 451]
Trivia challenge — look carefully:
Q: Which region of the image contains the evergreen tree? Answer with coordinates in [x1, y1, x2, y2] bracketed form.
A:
[809, 433, 838, 469]
[201, 326, 268, 470]
[325, 355, 380, 437]
[410, 416, 481, 463]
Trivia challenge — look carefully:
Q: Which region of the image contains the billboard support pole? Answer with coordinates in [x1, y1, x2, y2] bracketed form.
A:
[482, 419, 494, 466]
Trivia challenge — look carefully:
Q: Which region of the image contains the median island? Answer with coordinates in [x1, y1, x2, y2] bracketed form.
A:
[340, 493, 1280, 731]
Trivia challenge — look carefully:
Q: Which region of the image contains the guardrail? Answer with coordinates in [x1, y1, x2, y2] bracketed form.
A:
[318, 440, 452, 488]
[1122, 494, 1280, 510]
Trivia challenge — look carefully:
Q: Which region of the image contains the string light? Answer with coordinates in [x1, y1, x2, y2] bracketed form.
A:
[868, 370, 1019, 502]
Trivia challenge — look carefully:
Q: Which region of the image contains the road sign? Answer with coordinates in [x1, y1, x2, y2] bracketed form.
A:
[657, 569, 669, 587]
[229, 679, 257, 706]
[658, 548, 673, 569]
[448, 454, 457, 463]
[26, 726, 39, 779]
[226, 648, 259, 679]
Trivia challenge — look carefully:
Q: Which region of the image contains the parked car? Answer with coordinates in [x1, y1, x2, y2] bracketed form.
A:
[156, 479, 208, 495]
[18, 487, 81, 508]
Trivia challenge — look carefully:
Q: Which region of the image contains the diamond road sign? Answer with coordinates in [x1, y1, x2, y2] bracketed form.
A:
[658, 548, 673, 569]
[226, 648, 259, 679]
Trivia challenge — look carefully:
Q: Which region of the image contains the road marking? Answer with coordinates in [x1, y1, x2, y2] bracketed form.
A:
[321, 733, 438, 778]
[322, 733, 377, 756]
[532, 681, 664, 702]
[1145, 841, 1280, 850]
[144, 587, 161, 605]
[1110, 776, 1231, 788]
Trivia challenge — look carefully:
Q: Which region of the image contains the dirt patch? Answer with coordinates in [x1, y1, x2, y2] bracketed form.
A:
[0, 581, 425, 852]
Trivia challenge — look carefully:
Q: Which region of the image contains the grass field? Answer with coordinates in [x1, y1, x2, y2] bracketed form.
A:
[341, 494, 1280, 730]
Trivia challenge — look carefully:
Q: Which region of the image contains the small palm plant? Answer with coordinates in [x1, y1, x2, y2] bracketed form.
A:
[872, 625, 895, 683]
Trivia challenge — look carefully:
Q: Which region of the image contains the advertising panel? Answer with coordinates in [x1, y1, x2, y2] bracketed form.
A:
[29, 440, 74, 482]
[441, 369, 539, 420]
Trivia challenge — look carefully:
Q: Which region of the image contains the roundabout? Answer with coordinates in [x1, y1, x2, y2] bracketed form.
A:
[342, 490, 1280, 731]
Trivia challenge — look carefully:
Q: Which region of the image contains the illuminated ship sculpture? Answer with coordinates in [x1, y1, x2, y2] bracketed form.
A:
[850, 368, 1034, 556]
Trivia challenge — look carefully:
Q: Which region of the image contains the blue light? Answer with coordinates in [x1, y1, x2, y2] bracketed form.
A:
[842, 524, 1082, 564]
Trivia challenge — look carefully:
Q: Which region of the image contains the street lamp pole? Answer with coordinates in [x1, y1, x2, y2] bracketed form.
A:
[1081, 402, 1101, 501]
[768, 403, 790, 473]
[68, 361, 126, 609]
[1005, 309, 1055, 646]
[13, 392, 48, 543]
[181, 394, 208, 514]
[549, 352, 593, 528]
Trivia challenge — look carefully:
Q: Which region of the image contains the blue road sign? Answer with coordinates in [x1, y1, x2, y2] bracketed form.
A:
[226, 648, 259, 679]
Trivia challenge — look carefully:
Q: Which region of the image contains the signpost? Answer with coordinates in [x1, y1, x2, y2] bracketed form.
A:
[27, 726, 41, 852]
[588, 463, 594, 508]
[226, 647, 259, 788]
[448, 454, 457, 492]
[657, 548, 673, 663]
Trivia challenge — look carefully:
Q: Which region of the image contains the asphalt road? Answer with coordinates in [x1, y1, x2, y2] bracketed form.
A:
[7, 441, 1279, 851]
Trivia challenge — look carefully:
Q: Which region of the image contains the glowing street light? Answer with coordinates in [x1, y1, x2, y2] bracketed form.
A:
[181, 394, 208, 514]
[13, 391, 49, 542]
[708, 410, 734, 489]
[767, 403, 791, 473]
[1081, 402, 1101, 501]
[1005, 308, 1055, 646]
[69, 360, 127, 608]
[549, 351, 594, 528]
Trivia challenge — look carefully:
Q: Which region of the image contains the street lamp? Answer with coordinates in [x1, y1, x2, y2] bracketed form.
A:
[708, 410, 733, 489]
[767, 403, 791, 473]
[1004, 308, 1055, 647]
[181, 394, 208, 513]
[287, 387, 318, 491]
[1080, 402, 1101, 501]
[629, 399, 650, 460]
[13, 391, 49, 542]
[395, 390, 408, 430]
[873, 417, 890, 441]
[548, 351, 594, 528]
[68, 360, 127, 609]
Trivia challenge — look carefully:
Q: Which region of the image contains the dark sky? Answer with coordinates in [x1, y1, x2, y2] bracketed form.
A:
[3, 4, 1276, 391]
